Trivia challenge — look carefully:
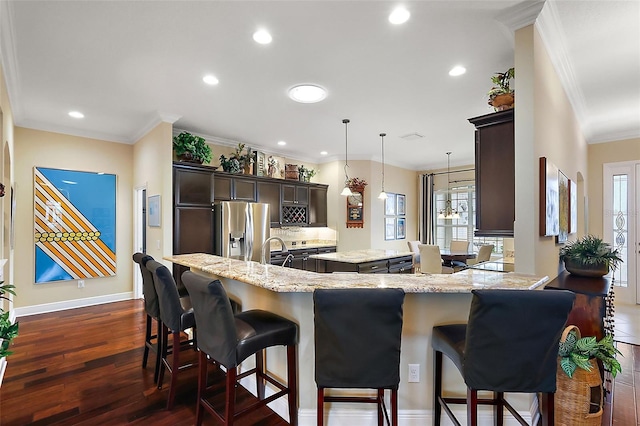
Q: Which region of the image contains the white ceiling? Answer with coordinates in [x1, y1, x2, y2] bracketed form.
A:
[1, 1, 638, 171]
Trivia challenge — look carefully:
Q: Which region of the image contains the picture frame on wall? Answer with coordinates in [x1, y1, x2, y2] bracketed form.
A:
[569, 179, 578, 234]
[385, 193, 396, 216]
[396, 217, 406, 239]
[148, 194, 161, 227]
[385, 217, 396, 240]
[539, 157, 559, 237]
[396, 194, 406, 216]
[556, 170, 569, 243]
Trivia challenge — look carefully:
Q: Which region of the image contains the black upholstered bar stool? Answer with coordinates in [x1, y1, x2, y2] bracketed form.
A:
[132, 252, 162, 383]
[432, 289, 575, 426]
[181, 271, 299, 426]
[314, 288, 405, 426]
[146, 259, 197, 410]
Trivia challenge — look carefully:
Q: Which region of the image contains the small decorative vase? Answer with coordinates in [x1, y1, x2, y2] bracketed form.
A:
[178, 152, 203, 164]
[564, 258, 609, 278]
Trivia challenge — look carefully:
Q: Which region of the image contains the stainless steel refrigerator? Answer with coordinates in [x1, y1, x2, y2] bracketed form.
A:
[213, 201, 270, 262]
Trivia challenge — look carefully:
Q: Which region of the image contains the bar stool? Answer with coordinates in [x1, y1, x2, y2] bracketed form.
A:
[181, 271, 299, 426]
[132, 252, 162, 383]
[314, 288, 405, 426]
[146, 259, 197, 410]
[432, 289, 575, 426]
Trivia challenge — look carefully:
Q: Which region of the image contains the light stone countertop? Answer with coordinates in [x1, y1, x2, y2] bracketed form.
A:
[309, 249, 413, 263]
[166, 253, 549, 293]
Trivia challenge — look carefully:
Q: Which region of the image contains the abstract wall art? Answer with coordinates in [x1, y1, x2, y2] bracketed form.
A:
[539, 157, 559, 237]
[34, 167, 116, 283]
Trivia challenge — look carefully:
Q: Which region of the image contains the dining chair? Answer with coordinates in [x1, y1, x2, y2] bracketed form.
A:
[449, 240, 471, 270]
[468, 244, 494, 266]
[418, 244, 453, 274]
[406, 241, 421, 269]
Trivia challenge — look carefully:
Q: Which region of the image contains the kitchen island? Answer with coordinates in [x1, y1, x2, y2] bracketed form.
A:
[166, 253, 549, 424]
[310, 248, 415, 273]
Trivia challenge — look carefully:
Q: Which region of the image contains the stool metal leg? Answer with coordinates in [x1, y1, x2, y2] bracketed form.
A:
[166, 331, 181, 410]
[143, 314, 152, 369]
[434, 350, 443, 426]
[317, 388, 324, 426]
[467, 389, 478, 426]
[287, 345, 298, 426]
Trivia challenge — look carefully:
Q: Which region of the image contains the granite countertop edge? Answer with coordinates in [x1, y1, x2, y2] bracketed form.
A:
[166, 253, 549, 294]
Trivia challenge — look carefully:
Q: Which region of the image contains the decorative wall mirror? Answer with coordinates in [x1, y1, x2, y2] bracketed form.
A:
[346, 187, 365, 228]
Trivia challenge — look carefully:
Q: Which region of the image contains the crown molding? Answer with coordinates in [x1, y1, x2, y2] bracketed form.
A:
[495, 0, 546, 47]
[19, 119, 131, 144]
[0, 1, 24, 121]
[131, 111, 182, 143]
[535, 1, 590, 139]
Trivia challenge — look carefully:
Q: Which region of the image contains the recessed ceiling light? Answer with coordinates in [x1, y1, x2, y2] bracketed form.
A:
[288, 84, 327, 103]
[68, 111, 84, 119]
[253, 29, 272, 44]
[449, 66, 466, 76]
[389, 7, 410, 24]
[320, 151, 328, 156]
[203, 75, 219, 85]
[277, 141, 287, 146]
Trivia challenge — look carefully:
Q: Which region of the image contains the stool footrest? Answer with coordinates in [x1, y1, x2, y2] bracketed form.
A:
[324, 395, 380, 404]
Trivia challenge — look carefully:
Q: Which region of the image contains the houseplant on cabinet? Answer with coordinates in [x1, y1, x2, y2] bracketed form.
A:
[559, 235, 622, 277]
[487, 67, 515, 111]
[173, 131, 212, 164]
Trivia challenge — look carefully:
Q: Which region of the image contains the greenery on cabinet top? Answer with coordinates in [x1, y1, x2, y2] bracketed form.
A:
[172, 161, 328, 188]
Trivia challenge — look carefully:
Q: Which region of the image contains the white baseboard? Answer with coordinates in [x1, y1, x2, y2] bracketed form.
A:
[13, 292, 134, 317]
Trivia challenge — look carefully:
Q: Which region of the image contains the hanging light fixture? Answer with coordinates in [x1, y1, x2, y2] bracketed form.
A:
[438, 152, 460, 219]
[340, 119, 353, 196]
[378, 133, 388, 200]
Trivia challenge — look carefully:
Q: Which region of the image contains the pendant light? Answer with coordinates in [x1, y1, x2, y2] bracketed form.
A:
[340, 119, 353, 196]
[438, 152, 460, 219]
[378, 133, 388, 200]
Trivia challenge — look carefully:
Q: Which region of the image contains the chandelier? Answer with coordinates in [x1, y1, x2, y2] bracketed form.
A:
[438, 152, 460, 219]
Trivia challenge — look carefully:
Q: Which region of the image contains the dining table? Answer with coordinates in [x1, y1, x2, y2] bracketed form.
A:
[440, 249, 476, 266]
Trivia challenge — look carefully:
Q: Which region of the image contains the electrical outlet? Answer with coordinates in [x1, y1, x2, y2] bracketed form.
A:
[408, 364, 419, 383]
[78, 280, 85, 288]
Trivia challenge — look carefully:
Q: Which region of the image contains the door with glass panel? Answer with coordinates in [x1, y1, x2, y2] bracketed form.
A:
[603, 162, 638, 304]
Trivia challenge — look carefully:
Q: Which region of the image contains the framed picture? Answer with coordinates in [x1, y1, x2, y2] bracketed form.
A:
[396, 217, 406, 239]
[569, 179, 578, 234]
[396, 194, 406, 216]
[385, 217, 396, 240]
[385, 193, 396, 216]
[539, 157, 559, 237]
[148, 195, 161, 227]
[556, 170, 569, 243]
[254, 151, 266, 176]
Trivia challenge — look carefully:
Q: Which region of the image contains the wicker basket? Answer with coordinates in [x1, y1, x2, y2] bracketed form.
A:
[284, 164, 299, 180]
[555, 325, 603, 426]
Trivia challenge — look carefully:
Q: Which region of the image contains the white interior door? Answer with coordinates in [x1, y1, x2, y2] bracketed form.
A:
[133, 187, 146, 299]
[603, 162, 638, 304]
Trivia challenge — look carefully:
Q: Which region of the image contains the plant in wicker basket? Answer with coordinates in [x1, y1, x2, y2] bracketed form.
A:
[558, 328, 622, 379]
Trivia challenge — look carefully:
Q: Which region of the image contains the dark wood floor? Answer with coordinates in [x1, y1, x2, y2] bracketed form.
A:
[0, 300, 286, 425]
[1, 299, 638, 425]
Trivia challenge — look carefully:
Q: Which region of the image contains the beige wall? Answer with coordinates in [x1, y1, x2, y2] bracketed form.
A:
[514, 25, 588, 278]
[133, 122, 173, 264]
[13, 128, 133, 308]
[588, 137, 640, 237]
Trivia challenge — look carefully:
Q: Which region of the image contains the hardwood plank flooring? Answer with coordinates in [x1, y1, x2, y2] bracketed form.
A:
[1, 299, 638, 425]
[0, 300, 286, 426]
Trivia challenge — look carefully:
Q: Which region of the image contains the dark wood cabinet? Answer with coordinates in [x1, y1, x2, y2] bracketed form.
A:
[281, 184, 309, 226]
[256, 180, 282, 227]
[282, 184, 309, 205]
[309, 186, 328, 227]
[290, 247, 318, 272]
[468, 109, 514, 237]
[213, 174, 256, 202]
[173, 163, 216, 291]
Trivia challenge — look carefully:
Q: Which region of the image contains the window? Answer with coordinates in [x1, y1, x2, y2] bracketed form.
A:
[612, 174, 628, 287]
[434, 185, 503, 254]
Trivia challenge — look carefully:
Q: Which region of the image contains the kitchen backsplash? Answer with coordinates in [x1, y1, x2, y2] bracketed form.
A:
[270, 227, 337, 247]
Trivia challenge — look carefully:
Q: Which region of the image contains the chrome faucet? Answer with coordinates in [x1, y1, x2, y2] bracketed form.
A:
[260, 236, 288, 265]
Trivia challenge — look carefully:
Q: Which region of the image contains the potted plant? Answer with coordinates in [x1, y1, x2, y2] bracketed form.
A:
[220, 143, 253, 174]
[0, 281, 19, 360]
[558, 328, 621, 379]
[559, 235, 622, 277]
[297, 165, 316, 182]
[173, 131, 212, 164]
[487, 67, 515, 111]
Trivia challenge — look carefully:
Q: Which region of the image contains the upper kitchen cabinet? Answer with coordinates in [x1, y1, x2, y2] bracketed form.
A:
[309, 185, 328, 227]
[282, 184, 309, 205]
[256, 180, 282, 227]
[174, 163, 214, 206]
[281, 183, 309, 226]
[468, 109, 514, 237]
[213, 174, 257, 202]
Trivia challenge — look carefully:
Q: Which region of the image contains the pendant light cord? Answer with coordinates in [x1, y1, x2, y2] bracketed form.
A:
[380, 133, 386, 191]
[343, 119, 350, 184]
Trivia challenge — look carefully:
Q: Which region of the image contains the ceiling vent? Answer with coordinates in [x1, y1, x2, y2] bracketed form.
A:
[399, 132, 425, 141]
